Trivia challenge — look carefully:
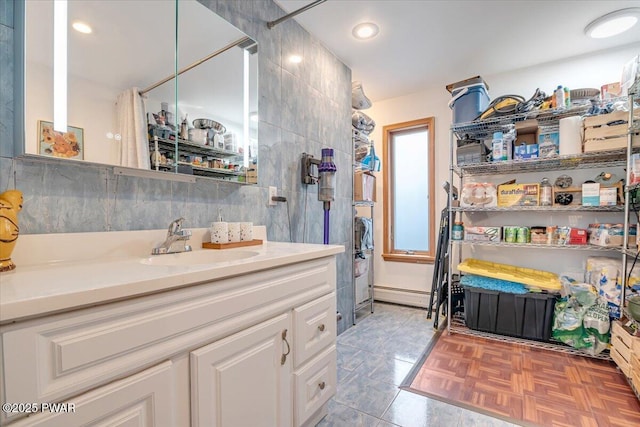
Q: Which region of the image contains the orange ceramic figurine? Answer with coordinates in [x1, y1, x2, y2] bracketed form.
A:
[0, 190, 23, 272]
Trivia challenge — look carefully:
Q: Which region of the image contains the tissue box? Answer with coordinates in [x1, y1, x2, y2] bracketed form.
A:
[464, 226, 501, 242]
[582, 183, 600, 206]
[599, 187, 617, 206]
[537, 130, 559, 158]
[497, 183, 540, 207]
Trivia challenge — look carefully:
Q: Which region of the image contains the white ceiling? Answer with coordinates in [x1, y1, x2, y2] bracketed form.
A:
[275, 0, 640, 102]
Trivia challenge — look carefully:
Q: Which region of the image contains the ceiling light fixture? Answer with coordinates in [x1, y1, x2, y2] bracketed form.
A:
[584, 8, 640, 38]
[352, 22, 379, 40]
[72, 21, 92, 34]
[289, 55, 303, 64]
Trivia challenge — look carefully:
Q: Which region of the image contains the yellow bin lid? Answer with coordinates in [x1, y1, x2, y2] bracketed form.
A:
[458, 258, 561, 292]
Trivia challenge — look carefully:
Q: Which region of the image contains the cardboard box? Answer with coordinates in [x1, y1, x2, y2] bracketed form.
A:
[599, 187, 617, 206]
[497, 183, 540, 207]
[464, 226, 501, 242]
[631, 153, 640, 185]
[354, 171, 376, 202]
[245, 168, 257, 184]
[582, 183, 600, 206]
[557, 227, 588, 245]
[537, 131, 559, 158]
[514, 119, 539, 160]
[588, 223, 637, 247]
[601, 82, 621, 100]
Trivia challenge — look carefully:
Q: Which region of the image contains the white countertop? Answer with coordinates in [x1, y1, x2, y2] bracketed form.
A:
[0, 229, 344, 323]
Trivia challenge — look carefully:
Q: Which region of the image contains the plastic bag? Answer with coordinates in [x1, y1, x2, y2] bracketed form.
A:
[583, 297, 610, 335]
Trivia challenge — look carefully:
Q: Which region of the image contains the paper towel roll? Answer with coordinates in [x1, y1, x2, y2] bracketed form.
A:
[559, 116, 583, 156]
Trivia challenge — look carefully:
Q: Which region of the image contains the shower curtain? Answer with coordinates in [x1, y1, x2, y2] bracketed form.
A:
[116, 88, 150, 169]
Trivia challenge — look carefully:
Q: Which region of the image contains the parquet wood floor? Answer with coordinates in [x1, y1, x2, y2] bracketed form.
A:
[407, 330, 640, 426]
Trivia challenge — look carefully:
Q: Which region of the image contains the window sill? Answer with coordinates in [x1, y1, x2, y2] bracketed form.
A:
[381, 253, 434, 264]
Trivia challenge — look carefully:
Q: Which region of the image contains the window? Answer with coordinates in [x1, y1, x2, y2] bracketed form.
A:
[382, 118, 435, 263]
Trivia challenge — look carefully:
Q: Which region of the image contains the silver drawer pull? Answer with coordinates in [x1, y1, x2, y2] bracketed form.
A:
[318, 381, 326, 390]
[318, 324, 326, 332]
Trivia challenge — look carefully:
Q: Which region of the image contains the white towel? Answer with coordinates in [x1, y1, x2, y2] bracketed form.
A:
[116, 88, 150, 169]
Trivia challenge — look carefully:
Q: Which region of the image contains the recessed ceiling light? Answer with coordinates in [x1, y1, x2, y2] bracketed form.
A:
[352, 22, 379, 40]
[72, 21, 92, 34]
[289, 55, 303, 64]
[585, 8, 639, 38]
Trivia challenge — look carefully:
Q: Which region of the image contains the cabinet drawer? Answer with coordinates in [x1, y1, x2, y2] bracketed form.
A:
[7, 361, 174, 426]
[293, 345, 336, 427]
[2, 258, 334, 405]
[293, 293, 336, 368]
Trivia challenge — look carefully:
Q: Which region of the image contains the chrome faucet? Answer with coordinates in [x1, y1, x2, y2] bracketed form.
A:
[152, 218, 193, 255]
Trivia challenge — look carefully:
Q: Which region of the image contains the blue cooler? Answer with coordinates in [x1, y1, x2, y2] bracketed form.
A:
[447, 77, 490, 124]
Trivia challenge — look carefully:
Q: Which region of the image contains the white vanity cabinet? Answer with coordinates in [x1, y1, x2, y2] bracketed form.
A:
[191, 313, 293, 427]
[0, 255, 339, 427]
[7, 360, 183, 427]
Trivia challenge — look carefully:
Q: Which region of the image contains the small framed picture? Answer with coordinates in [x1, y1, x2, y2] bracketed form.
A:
[38, 120, 84, 160]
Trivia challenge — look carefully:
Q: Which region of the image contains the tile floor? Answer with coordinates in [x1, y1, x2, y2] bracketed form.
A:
[317, 302, 518, 427]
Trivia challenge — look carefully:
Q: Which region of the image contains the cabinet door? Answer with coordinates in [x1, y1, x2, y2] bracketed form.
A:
[9, 361, 175, 427]
[191, 313, 292, 427]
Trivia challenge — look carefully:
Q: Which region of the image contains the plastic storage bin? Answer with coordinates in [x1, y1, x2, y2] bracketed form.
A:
[463, 286, 557, 342]
[448, 83, 490, 124]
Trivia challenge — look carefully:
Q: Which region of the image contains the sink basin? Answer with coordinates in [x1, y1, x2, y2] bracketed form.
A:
[140, 250, 258, 266]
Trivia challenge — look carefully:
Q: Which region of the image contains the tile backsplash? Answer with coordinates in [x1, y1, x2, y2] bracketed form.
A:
[0, 0, 355, 332]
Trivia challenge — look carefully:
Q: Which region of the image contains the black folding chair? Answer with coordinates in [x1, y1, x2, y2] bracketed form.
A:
[427, 183, 463, 328]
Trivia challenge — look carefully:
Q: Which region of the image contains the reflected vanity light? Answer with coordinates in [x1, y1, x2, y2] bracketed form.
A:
[53, 0, 68, 132]
[289, 54, 303, 64]
[72, 21, 92, 34]
[243, 49, 250, 168]
[250, 112, 258, 122]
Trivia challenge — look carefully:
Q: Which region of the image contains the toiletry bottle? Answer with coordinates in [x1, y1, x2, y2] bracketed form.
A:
[555, 85, 565, 110]
[180, 115, 188, 140]
[540, 177, 552, 206]
[452, 222, 464, 240]
[492, 132, 505, 162]
[563, 87, 570, 108]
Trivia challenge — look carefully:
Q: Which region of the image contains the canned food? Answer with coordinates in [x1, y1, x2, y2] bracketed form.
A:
[516, 226, 531, 243]
[503, 226, 517, 243]
[546, 226, 557, 245]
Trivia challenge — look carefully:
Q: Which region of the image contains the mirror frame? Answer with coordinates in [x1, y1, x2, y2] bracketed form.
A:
[18, 0, 258, 185]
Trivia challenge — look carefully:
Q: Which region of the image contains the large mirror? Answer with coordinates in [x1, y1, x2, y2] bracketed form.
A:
[24, 0, 258, 184]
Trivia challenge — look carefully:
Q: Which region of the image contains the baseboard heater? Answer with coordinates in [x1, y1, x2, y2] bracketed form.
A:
[373, 285, 429, 308]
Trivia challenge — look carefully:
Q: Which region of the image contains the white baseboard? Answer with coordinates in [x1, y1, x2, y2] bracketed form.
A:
[373, 286, 429, 308]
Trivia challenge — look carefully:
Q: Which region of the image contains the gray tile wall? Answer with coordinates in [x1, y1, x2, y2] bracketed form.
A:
[0, 0, 354, 332]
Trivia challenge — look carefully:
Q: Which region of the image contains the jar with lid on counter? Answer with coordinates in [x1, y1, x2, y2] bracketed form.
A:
[452, 222, 464, 240]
